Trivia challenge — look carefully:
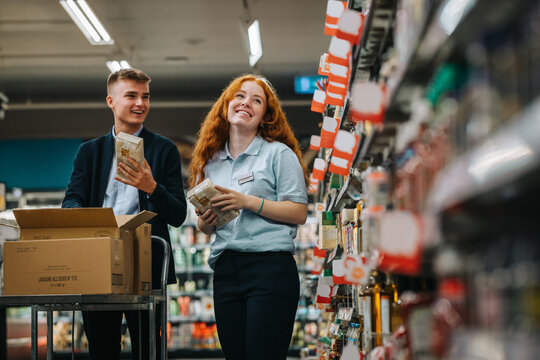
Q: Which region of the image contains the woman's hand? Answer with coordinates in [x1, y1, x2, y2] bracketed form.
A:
[195, 207, 218, 226]
[210, 185, 307, 225]
[213, 184, 307, 224]
[212, 185, 252, 211]
[195, 207, 218, 234]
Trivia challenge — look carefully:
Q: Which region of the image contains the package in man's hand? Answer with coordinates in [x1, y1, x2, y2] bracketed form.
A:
[116, 132, 144, 180]
[187, 178, 240, 228]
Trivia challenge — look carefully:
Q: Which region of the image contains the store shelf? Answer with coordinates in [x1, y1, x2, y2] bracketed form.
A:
[331, 171, 362, 212]
[429, 97, 540, 213]
[168, 349, 225, 358]
[53, 349, 226, 359]
[295, 313, 321, 322]
[176, 266, 213, 275]
[297, 265, 315, 274]
[53, 351, 132, 359]
[353, 0, 396, 74]
[172, 243, 211, 252]
[295, 243, 315, 250]
[190, 243, 211, 251]
[325, 188, 340, 212]
[447, 329, 540, 360]
[301, 0, 540, 359]
[169, 290, 213, 297]
[387, 0, 533, 118]
[169, 315, 215, 323]
[329, 124, 398, 212]
[319, 1, 399, 187]
[148, 347, 295, 359]
[385, 0, 440, 118]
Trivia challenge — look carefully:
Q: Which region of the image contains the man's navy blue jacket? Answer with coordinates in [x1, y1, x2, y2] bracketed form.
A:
[62, 127, 186, 287]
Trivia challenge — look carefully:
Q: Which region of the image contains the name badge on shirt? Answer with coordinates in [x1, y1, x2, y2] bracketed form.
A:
[238, 171, 254, 185]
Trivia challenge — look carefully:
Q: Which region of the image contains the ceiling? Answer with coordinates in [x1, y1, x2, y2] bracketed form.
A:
[0, 0, 330, 143]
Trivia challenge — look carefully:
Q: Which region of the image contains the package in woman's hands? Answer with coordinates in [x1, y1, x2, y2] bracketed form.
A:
[116, 132, 144, 180]
[187, 179, 240, 228]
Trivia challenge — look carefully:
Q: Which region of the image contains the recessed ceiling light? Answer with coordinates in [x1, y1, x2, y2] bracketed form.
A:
[106, 60, 131, 72]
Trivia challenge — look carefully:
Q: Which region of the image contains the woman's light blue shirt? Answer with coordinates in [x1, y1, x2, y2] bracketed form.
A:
[204, 136, 307, 269]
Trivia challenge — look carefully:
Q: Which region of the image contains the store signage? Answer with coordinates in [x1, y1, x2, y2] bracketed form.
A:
[295, 75, 327, 94]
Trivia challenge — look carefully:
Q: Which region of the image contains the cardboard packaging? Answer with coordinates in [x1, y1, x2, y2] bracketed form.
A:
[116, 132, 144, 180]
[318, 211, 338, 249]
[187, 178, 239, 228]
[132, 223, 152, 294]
[115, 215, 154, 295]
[9, 208, 155, 295]
[3, 237, 124, 295]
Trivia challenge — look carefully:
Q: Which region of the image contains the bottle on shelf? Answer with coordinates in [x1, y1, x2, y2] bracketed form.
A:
[370, 270, 383, 347]
[359, 278, 373, 353]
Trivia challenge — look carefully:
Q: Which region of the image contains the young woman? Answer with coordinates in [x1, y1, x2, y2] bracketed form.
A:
[189, 74, 309, 359]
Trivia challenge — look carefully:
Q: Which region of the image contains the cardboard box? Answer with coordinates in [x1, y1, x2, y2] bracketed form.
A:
[129, 222, 152, 294]
[115, 216, 153, 295]
[3, 237, 124, 295]
[11, 208, 155, 295]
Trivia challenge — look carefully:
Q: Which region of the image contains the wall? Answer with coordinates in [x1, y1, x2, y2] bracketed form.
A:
[0, 139, 82, 190]
[0, 104, 320, 140]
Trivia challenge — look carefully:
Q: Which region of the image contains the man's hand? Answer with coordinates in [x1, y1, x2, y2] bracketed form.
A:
[116, 158, 157, 195]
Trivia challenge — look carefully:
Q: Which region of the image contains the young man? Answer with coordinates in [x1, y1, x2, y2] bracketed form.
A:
[62, 68, 187, 359]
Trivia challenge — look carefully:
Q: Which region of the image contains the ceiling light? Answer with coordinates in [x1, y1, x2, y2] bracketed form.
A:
[439, 0, 476, 36]
[248, 20, 263, 67]
[60, 0, 114, 45]
[0, 92, 8, 120]
[119, 60, 131, 69]
[106, 60, 131, 72]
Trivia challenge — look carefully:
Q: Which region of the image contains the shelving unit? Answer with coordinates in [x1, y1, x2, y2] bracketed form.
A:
[292, 216, 322, 353]
[429, 97, 540, 212]
[302, 0, 539, 359]
[167, 217, 220, 357]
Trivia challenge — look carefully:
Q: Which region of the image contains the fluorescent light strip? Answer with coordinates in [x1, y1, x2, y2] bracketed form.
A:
[61, 0, 100, 42]
[77, 0, 112, 42]
[248, 20, 263, 67]
[60, 0, 114, 45]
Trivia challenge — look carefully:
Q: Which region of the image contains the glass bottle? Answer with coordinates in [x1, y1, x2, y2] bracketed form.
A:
[360, 273, 374, 353]
[371, 270, 383, 347]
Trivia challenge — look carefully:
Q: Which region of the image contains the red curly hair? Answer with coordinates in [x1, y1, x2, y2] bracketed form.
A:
[189, 74, 309, 188]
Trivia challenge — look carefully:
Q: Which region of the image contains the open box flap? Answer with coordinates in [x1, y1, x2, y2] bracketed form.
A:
[13, 208, 118, 229]
[115, 210, 156, 230]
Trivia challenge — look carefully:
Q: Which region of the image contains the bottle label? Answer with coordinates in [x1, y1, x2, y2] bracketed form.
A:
[381, 295, 390, 335]
[361, 295, 372, 350]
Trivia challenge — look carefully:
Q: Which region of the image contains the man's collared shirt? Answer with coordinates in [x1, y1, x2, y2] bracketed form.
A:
[204, 136, 307, 269]
[102, 125, 143, 215]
